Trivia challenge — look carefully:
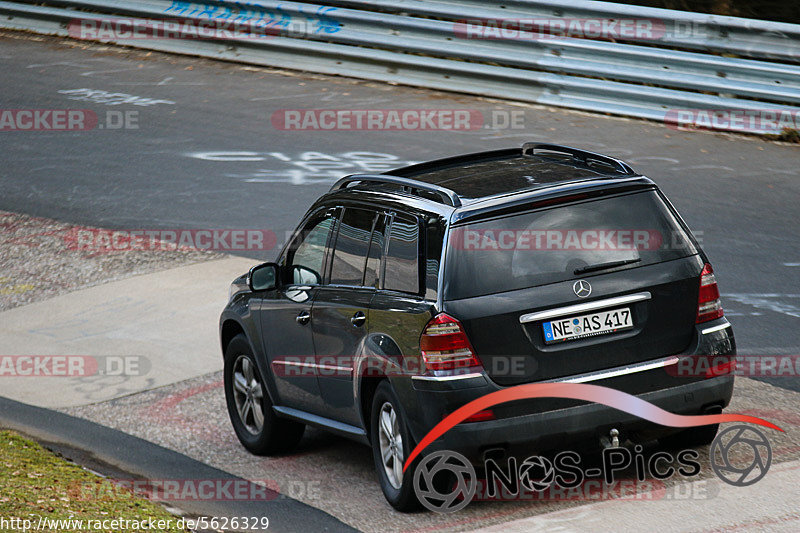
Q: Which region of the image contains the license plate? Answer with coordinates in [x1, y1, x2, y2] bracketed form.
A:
[542, 307, 632, 344]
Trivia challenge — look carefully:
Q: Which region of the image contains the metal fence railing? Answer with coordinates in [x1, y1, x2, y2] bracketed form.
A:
[2, 0, 800, 134]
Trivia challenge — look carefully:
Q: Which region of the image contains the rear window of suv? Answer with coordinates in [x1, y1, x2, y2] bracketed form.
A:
[444, 190, 698, 300]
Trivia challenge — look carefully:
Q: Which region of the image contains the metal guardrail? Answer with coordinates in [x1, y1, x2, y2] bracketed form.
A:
[2, 0, 799, 135]
[326, 0, 800, 62]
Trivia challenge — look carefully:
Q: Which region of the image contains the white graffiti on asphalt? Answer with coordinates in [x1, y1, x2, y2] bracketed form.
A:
[58, 88, 176, 106]
[724, 294, 800, 319]
[187, 151, 421, 185]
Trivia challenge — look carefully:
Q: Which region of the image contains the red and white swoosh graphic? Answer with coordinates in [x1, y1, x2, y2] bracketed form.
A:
[403, 382, 782, 472]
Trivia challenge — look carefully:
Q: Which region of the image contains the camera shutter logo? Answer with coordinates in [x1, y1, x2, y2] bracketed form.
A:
[518, 456, 555, 492]
[710, 425, 772, 487]
[413, 450, 476, 513]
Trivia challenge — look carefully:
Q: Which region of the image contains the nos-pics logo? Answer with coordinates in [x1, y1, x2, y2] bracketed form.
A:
[412, 425, 773, 513]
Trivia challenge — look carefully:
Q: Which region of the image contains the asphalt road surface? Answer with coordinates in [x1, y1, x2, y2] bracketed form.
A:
[1, 29, 799, 397]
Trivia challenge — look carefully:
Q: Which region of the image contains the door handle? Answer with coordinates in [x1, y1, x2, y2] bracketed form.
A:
[350, 311, 366, 327]
[296, 310, 311, 325]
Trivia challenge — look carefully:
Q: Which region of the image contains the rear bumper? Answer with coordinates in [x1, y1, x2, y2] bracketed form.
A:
[398, 317, 735, 461]
[419, 375, 733, 461]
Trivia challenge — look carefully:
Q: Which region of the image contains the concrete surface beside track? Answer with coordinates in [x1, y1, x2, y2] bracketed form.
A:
[0, 255, 253, 407]
[472, 459, 800, 533]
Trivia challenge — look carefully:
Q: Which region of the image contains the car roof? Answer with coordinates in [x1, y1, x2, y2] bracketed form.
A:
[390, 148, 623, 202]
[326, 144, 655, 220]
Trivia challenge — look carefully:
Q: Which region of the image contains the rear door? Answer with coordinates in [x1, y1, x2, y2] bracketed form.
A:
[443, 190, 702, 386]
[311, 206, 383, 425]
[368, 211, 434, 375]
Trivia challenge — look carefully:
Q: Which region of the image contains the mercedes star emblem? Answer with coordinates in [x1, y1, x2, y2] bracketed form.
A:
[573, 280, 592, 298]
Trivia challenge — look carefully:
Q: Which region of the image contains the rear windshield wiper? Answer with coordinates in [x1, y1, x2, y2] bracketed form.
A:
[574, 258, 641, 275]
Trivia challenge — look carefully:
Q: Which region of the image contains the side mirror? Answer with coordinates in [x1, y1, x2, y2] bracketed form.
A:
[249, 262, 278, 291]
[291, 265, 321, 285]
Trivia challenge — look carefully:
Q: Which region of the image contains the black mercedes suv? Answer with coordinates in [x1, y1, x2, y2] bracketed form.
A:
[219, 143, 735, 510]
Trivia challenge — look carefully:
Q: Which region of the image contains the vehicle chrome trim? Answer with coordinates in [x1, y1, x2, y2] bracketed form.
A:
[286, 285, 314, 291]
[272, 360, 353, 372]
[519, 292, 651, 323]
[411, 372, 484, 382]
[700, 322, 731, 335]
[273, 406, 367, 437]
[548, 355, 679, 384]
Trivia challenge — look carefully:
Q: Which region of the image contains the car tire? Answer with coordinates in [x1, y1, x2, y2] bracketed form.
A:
[370, 381, 421, 512]
[224, 334, 304, 455]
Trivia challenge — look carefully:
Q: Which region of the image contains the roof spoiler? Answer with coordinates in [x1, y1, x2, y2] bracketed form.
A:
[523, 143, 636, 175]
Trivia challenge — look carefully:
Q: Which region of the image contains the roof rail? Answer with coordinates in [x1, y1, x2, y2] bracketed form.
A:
[522, 143, 636, 175]
[330, 174, 462, 207]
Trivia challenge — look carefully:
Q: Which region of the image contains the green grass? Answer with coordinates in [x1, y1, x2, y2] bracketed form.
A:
[0, 430, 186, 532]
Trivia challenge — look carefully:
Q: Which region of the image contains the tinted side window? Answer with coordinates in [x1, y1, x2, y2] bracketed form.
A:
[424, 216, 446, 299]
[329, 208, 377, 286]
[364, 215, 387, 289]
[384, 214, 420, 294]
[285, 212, 336, 285]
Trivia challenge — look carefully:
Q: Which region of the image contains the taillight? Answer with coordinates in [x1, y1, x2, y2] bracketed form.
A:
[696, 263, 724, 323]
[463, 409, 496, 423]
[420, 313, 481, 371]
